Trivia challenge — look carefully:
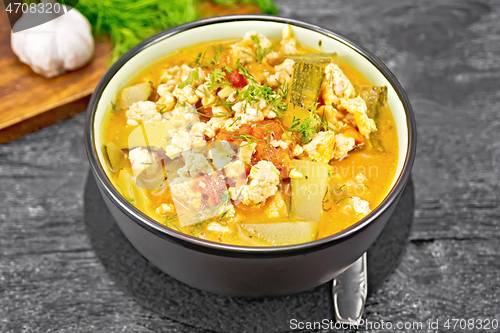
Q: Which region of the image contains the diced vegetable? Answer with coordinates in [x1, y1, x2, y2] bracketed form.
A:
[354, 85, 387, 120]
[354, 85, 387, 151]
[240, 221, 318, 246]
[103, 142, 125, 173]
[289, 62, 324, 110]
[367, 136, 384, 152]
[343, 127, 365, 145]
[120, 82, 154, 107]
[291, 159, 334, 222]
[283, 61, 325, 128]
[127, 121, 173, 149]
[236, 225, 272, 246]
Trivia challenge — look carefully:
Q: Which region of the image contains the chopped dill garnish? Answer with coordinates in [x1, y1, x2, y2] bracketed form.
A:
[165, 214, 181, 231]
[322, 184, 351, 211]
[289, 115, 320, 145]
[220, 131, 260, 144]
[158, 106, 167, 114]
[178, 70, 199, 89]
[207, 68, 230, 89]
[193, 49, 208, 67]
[218, 189, 232, 208]
[236, 59, 258, 84]
[284, 196, 291, 218]
[218, 210, 230, 221]
[210, 44, 230, 65]
[251, 34, 277, 63]
[229, 116, 242, 128]
[110, 100, 118, 112]
[75, 0, 278, 63]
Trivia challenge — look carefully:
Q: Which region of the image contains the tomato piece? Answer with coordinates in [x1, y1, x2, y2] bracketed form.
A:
[343, 127, 365, 144]
[228, 71, 248, 88]
[251, 120, 284, 140]
[192, 174, 227, 207]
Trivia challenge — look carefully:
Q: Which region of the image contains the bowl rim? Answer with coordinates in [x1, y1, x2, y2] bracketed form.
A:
[84, 14, 417, 258]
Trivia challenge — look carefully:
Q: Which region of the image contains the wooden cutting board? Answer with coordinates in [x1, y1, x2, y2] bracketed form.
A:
[0, 1, 259, 144]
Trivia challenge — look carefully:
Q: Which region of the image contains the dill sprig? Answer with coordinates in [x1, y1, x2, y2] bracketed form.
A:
[289, 116, 320, 145]
[207, 68, 230, 89]
[178, 70, 199, 89]
[74, 0, 279, 63]
[251, 34, 277, 63]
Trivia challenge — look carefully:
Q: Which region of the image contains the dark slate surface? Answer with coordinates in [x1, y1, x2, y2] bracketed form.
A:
[1, 0, 500, 332]
[83, 174, 413, 333]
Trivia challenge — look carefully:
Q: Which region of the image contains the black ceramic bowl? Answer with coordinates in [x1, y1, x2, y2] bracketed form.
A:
[84, 15, 416, 297]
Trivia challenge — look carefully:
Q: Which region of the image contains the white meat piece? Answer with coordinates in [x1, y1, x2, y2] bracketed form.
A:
[224, 160, 246, 179]
[332, 133, 356, 160]
[289, 169, 305, 179]
[190, 122, 209, 148]
[349, 197, 371, 216]
[264, 58, 295, 87]
[232, 31, 278, 64]
[207, 222, 233, 233]
[164, 105, 199, 135]
[223, 141, 256, 182]
[339, 96, 377, 138]
[212, 105, 229, 116]
[292, 144, 304, 157]
[165, 129, 192, 158]
[322, 63, 356, 106]
[239, 142, 257, 163]
[209, 141, 237, 170]
[280, 25, 299, 55]
[204, 116, 230, 138]
[195, 83, 216, 105]
[232, 101, 265, 126]
[177, 151, 213, 178]
[126, 101, 160, 126]
[229, 160, 280, 205]
[303, 131, 337, 163]
[319, 105, 345, 131]
[129, 147, 155, 179]
[270, 139, 289, 149]
[160, 65, 206, 90]
[217, 86, 236, 100]
[169, 176, 202, 210]
[265, 193, 287, 218]
[173, 84, 200, 105]
[156, 84, 176, 111]
[355, 172, 367, 184]
[156, 203, 175, 216]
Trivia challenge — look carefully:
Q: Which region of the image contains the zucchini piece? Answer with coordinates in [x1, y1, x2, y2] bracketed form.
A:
[286, 53, 338, 66]
[127, 121, 173, 149]
[354, 85, 387, 120]
[289, 62, 325, 110]
[283, 61, 325, 128]
[103, 142, 125, 173]
[355, 85, 387, 152]
[120, 82, 153, 107]
[240, 221, 318, 246]
[291, 159, 334, 222]
[367, 135, 384, 152]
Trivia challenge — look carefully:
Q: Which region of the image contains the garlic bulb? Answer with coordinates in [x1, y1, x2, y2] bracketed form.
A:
[11, 3, 94, 78]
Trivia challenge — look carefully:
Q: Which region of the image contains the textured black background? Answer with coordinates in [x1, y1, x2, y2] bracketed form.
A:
[1, 0, 499, 332]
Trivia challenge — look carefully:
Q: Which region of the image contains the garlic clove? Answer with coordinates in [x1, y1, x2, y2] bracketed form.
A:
[10, 5, 95, 78]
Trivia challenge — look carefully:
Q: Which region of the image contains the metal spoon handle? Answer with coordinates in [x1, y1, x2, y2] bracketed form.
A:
[333, 252, 367, 325]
